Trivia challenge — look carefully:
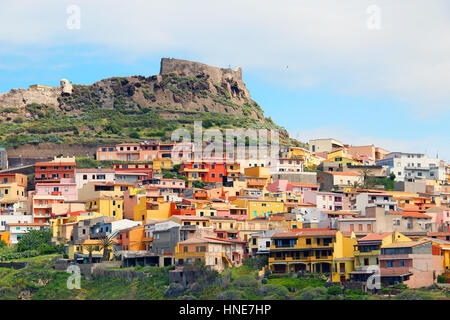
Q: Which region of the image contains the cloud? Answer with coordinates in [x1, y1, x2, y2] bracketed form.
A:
[1, 0, 450, 115]
[0, 0, 448, 160]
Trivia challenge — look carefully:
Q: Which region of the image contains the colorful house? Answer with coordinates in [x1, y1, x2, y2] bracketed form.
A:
[85, 197, 124, 220]
[232, 198, 285, 219]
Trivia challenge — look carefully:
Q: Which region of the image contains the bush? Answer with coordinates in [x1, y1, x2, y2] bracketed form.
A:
[394, 290, 432, 300]
[257, 284, 289, 299]
[216, 289, 242, 300]
[437, 275, 448, 284]
[232, 275, 259, 288]
[16, 230, 52, 252]
[164, 283, 185, 298]
[242, 255, 268, 270]
[327, 285, 342, 296]
[295, 287, 327, 300]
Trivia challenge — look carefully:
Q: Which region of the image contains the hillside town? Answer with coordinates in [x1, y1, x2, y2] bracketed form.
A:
[0, 137, 449, 291]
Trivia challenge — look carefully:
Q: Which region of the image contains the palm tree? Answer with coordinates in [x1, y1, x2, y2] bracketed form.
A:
[99, 236, 114, 261]
[86, 245, 95, 264]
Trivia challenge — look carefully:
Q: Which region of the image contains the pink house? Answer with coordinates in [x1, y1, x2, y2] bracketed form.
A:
[34, 178, 78, 201]
[304, 190, 345, 211]
[425, 206, 450, 232]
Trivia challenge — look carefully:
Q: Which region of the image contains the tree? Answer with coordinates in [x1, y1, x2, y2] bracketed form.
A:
[0, 240, 7, 248]
[86, 245, 95, 264]
[16, 229, 52, 252]
[358, 168, 375, 189]
[99, 236, 115, 261]
[129, 130, 140, 139]
[193, 180, 207, 189]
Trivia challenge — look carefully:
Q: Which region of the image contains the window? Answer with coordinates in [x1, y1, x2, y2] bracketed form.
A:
[306, 238, 311, 245]
[386, 261, 394, 268]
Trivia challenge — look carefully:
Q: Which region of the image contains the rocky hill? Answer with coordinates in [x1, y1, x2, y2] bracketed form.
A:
[0, 58, 303, 149]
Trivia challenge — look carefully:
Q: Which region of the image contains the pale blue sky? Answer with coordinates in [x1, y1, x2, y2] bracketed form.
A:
[0, 0, 449, 161]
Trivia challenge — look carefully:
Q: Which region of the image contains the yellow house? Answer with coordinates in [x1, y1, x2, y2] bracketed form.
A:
[288, 146, 321, 167]
[196, 207, 217, 218]
[269, 229, 353, 275]
[0, 183, 27, 203]
[133, 196, 172, 222]
[429, 239, 450, 274]
[152, 158, 173, 174]
[68, 239, 117, 261]
[244, 166, 271, 179]
[85, 197, 123, 220]
[232, 199, 285, 219]
[327, 150, 361, 167]
[50, 212, 103, 240]
[349, 232, 411, 284]
[332, 231, 357, 282]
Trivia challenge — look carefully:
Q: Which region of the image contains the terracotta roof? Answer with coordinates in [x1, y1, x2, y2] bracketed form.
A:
[289, 182, 320, 188]
[178, 237, 226, 245]
[359, 232, 392, 241]
[428, 232, 450, 236]
[381, 240, 430, 248]
[76, 168, 115, 172]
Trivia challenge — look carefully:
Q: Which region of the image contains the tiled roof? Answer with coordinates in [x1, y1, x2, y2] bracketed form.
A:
[359, 232, 392, 241]
[381, 240, 430, 248]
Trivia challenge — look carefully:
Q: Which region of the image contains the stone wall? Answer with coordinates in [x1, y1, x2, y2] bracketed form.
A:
[160, 58, 250, 100]
[6, 143, 99, 159]
[0, 261, 30, 269]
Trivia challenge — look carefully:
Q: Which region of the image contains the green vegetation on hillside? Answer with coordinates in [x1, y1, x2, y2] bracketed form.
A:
[0, 255, 449, 300]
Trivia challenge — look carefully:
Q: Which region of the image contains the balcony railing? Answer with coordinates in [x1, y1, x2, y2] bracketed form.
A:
[354, 250, 380, 256]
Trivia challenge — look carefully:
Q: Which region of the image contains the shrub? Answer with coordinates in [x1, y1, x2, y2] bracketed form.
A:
[164, 283, 185, 298]
[295, 287, 327, 300]
[16, 230, 52, 252]
[437, 275, 448, 284]
[242, 255, 268, 270]
[394, 290, 432, 300]
[216, 289, 242, 300]
[257, 284, 289, 299]
[232, 275, 259, 288]
[327, 285, 342, 296]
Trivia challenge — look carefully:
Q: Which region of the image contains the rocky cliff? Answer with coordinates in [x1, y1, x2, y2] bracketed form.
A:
[0, 58, 301, 149]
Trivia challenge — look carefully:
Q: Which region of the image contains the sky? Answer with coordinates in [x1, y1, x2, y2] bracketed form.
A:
[0, 0, 449, 161]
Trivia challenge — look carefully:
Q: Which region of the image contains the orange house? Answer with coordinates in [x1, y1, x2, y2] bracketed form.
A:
[119, 225, 149, 251]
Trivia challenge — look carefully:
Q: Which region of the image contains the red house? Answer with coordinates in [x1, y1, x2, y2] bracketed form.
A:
[35, 158, 76, 183]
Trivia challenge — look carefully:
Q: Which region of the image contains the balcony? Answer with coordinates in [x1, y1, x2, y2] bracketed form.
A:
[247, 181, 266, 187]
[379, 254, 412, 260]
[175, 251, 206, 260]
[182, 168, 209, 173]
[269, 255, 333, 263]
[33, 214, 51, 218]
[34, 204, 53, 209]
[354, 250, 380, 256]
